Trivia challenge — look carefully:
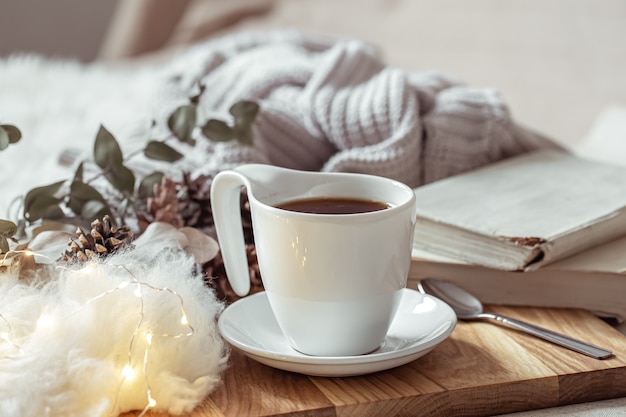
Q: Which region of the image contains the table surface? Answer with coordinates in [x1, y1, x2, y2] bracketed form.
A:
[165, 304, 626, 417]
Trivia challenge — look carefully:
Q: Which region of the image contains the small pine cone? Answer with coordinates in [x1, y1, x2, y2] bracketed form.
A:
[181, 172, 213, 229]
[60, 215, 134, 263]
[204, 243, 263, 303]
[138, 177, 186, 233]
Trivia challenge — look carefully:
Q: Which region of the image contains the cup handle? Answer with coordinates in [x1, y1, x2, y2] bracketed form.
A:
[210, 170, 251, 296]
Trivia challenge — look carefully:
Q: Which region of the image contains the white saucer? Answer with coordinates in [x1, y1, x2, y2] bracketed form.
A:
[218, 288, 457, 377]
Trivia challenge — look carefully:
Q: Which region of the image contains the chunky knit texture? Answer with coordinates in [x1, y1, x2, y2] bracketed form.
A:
[155, 30, 560, 187]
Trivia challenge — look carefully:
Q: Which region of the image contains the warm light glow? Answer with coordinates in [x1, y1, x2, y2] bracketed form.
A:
[121, 364, 136, 380]
[37, 314, 55, 329]
[1, 252, 198, 415]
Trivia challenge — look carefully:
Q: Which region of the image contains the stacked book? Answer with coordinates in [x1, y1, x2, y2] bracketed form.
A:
[410, 111, 626, 322]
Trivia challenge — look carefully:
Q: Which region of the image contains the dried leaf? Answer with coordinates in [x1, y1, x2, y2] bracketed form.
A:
[28, 229, 75, 262]
[167, 104, 197, 145]
[202, 119, 234, 142]
[0, 237, 8, 253]
[179, 226, 219, 263]
[144, 141, 184, 162]
[0, 219, 17, 240]
[138, 171, 164, 199]
[94, 125, 124, 170]
[134, 221, 189, 248]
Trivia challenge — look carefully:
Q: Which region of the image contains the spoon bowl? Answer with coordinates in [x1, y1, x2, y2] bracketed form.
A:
[418, 278, 613, 360]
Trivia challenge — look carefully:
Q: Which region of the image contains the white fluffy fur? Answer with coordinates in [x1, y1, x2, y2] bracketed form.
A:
[0, 54, 168, 217]
[0, 240, 227, 416]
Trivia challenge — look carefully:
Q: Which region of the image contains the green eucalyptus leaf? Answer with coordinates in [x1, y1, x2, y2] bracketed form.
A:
[105, 164, 136, 195]
[0, 219, 17, 238]
[229, 100, 259, 127]
[202, 119, 234, 142]
[81, 200, 108, 220]
[67, 180, 111, 217]
[23, 181, 65, 221]
[1, 124, 22, 144]
[167, 104, 197, 145]
[94, 125, 124, 170]
[73, 162, 84, 182]
[27, 198, 65, 222]
[233, 123, 255, 146]
[144, 141, 184, 162]
[0, 127, 8, 151]
[138, 171, 164, 199]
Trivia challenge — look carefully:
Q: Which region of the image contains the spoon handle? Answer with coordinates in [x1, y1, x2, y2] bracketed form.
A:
[480, 313, 613, 359]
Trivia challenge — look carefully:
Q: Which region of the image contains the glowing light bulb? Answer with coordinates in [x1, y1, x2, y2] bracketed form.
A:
[118, 281, 130, 289]
[121, 364, 136, 380]
[148, 397, 157, 408]
[0, 331, 10, 342]
[134, 286, 142, 298]
[180, 315, 189, 326]
[145, 332, 153, 346]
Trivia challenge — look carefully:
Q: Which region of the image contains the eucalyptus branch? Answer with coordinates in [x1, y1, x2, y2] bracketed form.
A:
[11, 94, 260, 237]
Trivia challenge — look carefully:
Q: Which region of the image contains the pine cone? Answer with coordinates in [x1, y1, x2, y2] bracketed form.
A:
[180, 172, 214, 229]
[204, 243, 263, 302]
[60, 215, 134, 263]
[137, 177, 186, 233]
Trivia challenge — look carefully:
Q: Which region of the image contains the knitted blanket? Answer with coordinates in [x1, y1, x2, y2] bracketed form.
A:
[154, 30, 560, 187]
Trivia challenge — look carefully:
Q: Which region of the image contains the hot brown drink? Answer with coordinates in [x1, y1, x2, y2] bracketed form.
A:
[275, 197, 389, 214]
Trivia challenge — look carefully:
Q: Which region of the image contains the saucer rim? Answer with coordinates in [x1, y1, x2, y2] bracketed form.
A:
[218, 288, 457, 369]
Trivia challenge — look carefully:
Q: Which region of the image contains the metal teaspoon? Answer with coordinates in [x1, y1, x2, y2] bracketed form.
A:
[418, 278, 613, 359]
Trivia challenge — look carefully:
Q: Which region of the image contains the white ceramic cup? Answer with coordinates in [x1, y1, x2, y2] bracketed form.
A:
[211, 164, 417, 356]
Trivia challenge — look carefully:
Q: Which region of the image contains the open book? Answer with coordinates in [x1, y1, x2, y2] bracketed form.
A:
[412, 149, 626, 271]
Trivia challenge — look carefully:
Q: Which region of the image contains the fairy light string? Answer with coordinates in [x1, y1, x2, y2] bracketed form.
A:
[0, 248, 196, 417]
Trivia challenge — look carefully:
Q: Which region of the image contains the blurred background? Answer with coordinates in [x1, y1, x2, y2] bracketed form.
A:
[1, 0, 625, 146]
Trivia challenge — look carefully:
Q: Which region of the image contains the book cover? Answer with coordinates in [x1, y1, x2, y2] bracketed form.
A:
[412, 149, 626, 271]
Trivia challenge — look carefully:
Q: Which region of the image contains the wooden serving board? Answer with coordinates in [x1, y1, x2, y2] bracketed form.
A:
[151, 306, 626, 417]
